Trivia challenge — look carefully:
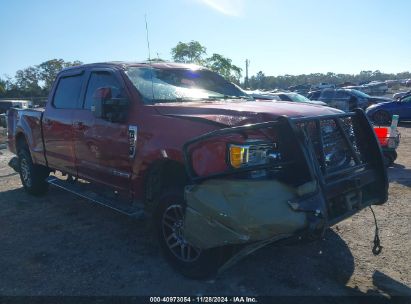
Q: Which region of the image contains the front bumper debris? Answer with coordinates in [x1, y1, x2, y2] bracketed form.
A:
[184, 179, 318, 249]
[182, 110, 388, 251]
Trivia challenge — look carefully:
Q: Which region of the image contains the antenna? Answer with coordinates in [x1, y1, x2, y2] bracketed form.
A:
[144, 14, 155, 100]
[145, 14, 152, 61]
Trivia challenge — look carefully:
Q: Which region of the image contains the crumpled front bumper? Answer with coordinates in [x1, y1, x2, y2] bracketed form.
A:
[183, 179, 321, 250]
[182, 111, 388, 251]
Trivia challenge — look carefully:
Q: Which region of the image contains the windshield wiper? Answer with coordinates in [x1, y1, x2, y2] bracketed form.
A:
[152, 97, 202, 104]
[206, 95, 251, 101]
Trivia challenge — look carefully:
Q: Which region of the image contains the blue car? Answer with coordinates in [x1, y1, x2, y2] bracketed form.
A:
[366, 93, 411, 124]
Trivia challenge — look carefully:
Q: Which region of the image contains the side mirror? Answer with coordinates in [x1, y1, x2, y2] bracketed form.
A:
[92, 87, 129, 123]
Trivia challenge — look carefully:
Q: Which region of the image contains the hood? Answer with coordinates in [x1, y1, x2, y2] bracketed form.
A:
[369, 96, 393, 103]
[306, 100, 327, 106]
[153, 100, 343, 127]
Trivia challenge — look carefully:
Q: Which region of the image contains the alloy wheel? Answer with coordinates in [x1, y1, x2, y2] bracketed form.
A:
[161, 204, 202, 262]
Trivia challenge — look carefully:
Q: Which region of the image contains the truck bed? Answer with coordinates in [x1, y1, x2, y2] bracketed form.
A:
[7, 107, 46, 166]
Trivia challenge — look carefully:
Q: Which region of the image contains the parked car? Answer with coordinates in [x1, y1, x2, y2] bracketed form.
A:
[312, 82, 335, 90]
[393, 90, 411, 100]
[366, 93, 411, 124]
[7, 62, 388, 278]
[385, 80, 399, 88]
[406, 79, 411, 87]
[270, 92, 327, 106]
[287, 84, 311, 96]
[0, 99, 30, 114]
[307, 88, 392, 112]
[345, 82, 388, 96]
[374, 125, 400, 167]
[244, 89, 281, 100]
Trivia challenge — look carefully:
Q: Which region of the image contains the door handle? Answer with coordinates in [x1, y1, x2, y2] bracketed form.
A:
[44, 118, 52, 125]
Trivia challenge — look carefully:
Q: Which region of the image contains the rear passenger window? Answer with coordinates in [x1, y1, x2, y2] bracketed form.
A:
[335, 91, 349, 99]
[321, 90, 335, 99]
[53, 74, 84, 109]
[84, 71, 124, 109]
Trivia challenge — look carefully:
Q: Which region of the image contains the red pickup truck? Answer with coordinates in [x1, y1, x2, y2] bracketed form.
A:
[7, 62, 388, 278]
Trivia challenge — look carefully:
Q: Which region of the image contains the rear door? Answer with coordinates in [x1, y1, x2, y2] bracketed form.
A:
[42, 70, 85, 175]
[73, 68, 132, 190]
[319, 89, 336, 107]
[334, 90, 351, 111]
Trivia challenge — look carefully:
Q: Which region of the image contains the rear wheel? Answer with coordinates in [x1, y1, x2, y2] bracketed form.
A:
[18, 148, 49, 195]
[373, 110, 391, 125]
[155, 189, 224, 279]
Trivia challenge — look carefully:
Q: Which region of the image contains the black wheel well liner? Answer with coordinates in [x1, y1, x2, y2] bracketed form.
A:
[144, 159, 189, 210]
[15, 132, 28, 150]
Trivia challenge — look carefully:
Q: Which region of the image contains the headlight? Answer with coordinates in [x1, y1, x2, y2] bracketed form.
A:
[229, 143, 278, 169]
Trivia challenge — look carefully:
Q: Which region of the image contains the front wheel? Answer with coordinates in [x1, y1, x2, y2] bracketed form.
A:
[155, 189, 224, 279]
[18, 148, 49, 196]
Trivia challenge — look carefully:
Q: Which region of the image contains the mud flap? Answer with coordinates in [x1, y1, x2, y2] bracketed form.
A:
[183, 179, 316, 250]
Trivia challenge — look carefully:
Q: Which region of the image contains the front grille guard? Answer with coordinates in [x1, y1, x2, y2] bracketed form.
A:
[183, 109, 387, 189]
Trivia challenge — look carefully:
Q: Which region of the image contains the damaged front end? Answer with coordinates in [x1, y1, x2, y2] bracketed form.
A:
[182, 109, 388, 253]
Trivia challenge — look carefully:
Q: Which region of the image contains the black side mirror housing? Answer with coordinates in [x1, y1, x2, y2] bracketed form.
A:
[92, 87, 129, 123]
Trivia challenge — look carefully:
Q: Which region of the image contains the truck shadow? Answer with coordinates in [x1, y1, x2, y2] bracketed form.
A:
[219, 229, 355, 295]
[1, 186, 409, 298]
[388, 164, 411, 187]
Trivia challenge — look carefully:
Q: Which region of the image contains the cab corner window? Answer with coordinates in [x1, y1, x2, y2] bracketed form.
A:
[53, 74, 84, 109]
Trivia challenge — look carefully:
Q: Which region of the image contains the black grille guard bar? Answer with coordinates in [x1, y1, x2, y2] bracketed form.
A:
[182, 109, 388, 196]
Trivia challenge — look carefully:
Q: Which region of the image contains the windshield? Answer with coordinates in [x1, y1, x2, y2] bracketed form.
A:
[350, 89, 370, 98]
[125, 67, 250, 104]
[287, 93, 311, 103]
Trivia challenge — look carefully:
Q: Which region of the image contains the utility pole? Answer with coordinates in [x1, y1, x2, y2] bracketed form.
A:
[245, 59, 249, 87]
[245, 59, 250, 88]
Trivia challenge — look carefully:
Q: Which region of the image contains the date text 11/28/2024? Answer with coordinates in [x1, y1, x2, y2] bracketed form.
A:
[149, 297, 258, 303]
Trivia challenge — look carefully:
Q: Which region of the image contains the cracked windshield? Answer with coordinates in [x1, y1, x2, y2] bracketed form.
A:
[125, 67, 249, 103]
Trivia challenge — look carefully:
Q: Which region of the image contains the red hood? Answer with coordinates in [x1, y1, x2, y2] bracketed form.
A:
[153, 100, 343, 126]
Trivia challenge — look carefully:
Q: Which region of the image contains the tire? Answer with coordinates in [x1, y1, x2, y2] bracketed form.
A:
[18, 148, 49, 196]
[383, 151, 397, 167]
[154, 188, 224, 279]
[373, 110, 391, 125]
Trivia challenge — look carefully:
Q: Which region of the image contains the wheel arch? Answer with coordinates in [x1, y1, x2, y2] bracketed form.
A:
[143, 159, 189, 212]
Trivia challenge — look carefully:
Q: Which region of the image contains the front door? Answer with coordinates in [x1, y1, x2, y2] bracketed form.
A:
[73, 69, 132, 190]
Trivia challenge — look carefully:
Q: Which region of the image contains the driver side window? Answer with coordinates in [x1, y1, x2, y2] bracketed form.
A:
[84, 71, 123, 109]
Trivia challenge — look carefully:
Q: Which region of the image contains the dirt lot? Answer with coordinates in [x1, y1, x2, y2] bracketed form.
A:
[0, 126, 410, 297]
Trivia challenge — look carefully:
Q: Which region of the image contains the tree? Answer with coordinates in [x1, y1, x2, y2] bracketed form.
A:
[205, 53, 242, 83]
[0, 78, 6, 96]
[255, 71, 266, 89]
[171, 41, 207, 64]
[14, 66, 42, 97]
[37, 59, 82, 92]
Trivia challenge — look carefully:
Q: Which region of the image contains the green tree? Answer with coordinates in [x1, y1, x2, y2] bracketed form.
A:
[205, 53, 242, 83]
[255, 71, 266, 89]
[171, 41, 207, 64]
[14, 66, 42, 96]
[37, 59, 82, 92]
[0, 77, 6, 96]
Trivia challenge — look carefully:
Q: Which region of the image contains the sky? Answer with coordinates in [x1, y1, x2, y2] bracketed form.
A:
[0, 0, 410, 79]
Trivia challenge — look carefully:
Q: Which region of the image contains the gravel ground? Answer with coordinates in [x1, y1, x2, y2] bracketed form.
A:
[0, 126, 410, 297]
